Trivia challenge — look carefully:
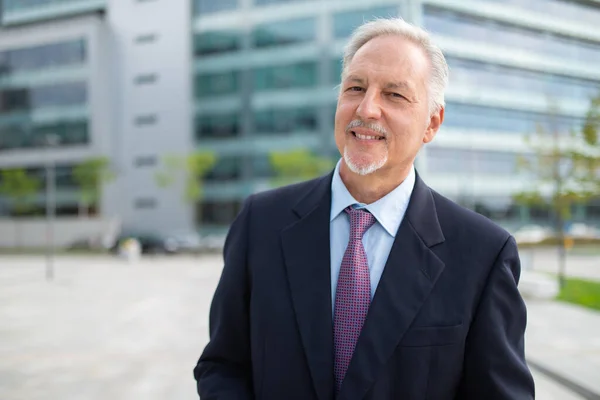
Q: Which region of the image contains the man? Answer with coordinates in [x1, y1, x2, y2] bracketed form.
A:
[194, 18, 535, 400]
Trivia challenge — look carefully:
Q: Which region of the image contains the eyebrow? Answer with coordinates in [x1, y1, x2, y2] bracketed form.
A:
[345, 75, 365, 85]
[385, 81, 413, 92]
[345, 75, 414, 93]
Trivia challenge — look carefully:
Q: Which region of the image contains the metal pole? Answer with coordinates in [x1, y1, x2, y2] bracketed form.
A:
[45, 135, 58, 281]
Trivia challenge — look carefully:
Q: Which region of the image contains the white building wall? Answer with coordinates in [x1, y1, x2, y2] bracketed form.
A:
[105, 0, 195, 234]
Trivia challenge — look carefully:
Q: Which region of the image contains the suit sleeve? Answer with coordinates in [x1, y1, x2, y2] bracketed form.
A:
[456, 236, 535, 400]
[193, 196, 254, 400]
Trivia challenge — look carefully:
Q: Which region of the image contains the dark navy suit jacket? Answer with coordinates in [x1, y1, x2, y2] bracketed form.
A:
[194, 171, 535, 400]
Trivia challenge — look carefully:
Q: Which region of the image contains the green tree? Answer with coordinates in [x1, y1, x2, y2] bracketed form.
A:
[0, 168, 42, 247]
[155, 150, 216, 220]
[72, 157, 115, 217]
[269, 148, 335, 188]
[514, 94, 600, 287]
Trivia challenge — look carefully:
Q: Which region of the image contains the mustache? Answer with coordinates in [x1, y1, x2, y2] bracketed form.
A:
[345, 119, 388, 137]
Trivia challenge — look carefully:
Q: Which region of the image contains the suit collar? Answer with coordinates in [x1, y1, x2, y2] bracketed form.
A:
[404, 172, 445, 248]
[330, 159, 416, 238]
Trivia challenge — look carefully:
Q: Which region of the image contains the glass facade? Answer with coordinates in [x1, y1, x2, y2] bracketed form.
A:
[199, 200, 242, 225]
[0, 39, 86, 75]
[191, 0, 600, 231]
[205, 156, 242, 182]
[448, 57, 600, 102]
[443, 102, 585, 135]
[427, 147, 525, 175]
[0, 38, 89, 151]
[253, 62, 317, 91]
[0, 163, 82, 216]
[252, 18, 316, 48]
[480, 0, 600, 27]
[254, 106, 318, 134]
[2, 0, 101, 12]
[333, 6, 398, 39]
[195, 71, 239, 98]
[194, 31, 241, 56]
[0, 120, 88, 150]
[255, 0, 307, 5]
[195, 112, 240, 140]
[193, 0, 237, 15]
[0, 82, 87, 113]
[424, 8, 600, 64]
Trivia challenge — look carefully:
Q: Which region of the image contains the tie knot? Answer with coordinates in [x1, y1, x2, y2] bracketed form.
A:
[345, 206, 376, 240]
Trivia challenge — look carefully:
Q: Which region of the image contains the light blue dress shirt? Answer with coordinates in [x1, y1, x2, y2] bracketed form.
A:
[330, 159, 416, 312]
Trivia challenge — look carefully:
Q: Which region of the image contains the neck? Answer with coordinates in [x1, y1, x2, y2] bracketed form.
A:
[339, 161, 412, 204]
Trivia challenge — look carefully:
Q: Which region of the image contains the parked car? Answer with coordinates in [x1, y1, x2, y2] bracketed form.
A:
[513, 224, 555, 244]
[566, 223, 600, 239]
[110, 232, 179, 254]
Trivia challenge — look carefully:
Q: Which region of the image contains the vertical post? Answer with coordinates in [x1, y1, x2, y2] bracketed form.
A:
[45, 134, 58, 281]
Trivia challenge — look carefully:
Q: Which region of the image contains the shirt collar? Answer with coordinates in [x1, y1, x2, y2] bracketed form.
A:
[330, 159, 416, 237]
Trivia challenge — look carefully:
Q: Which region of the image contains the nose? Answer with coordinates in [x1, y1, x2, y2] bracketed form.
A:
[356, 89, 382, 120]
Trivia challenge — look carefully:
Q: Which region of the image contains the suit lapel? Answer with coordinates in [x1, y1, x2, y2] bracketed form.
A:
[338, 174, 446, 400]
[281, 173, 335, 400]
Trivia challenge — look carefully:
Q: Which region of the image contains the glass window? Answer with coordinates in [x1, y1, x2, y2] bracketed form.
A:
[423, 8, 600, 63]
[199, 200, 242, 225]
[19, 164, 80, 190]
[0, 120, 88, 151]
[193, 0, 238, 15]
[252, 155, 275, 178]
[194, 31, 241, 56]
[0, 39, 86, 76]
[255, 0, 307, 4]
[0, 88, 29, 113]
[446, 57, 600, 101]
[0, 124, 30, 150]
[427, 147, 520, 175]
[31, 120, 89, 147]
[253, 62, 318, 91]
[254, 106, 318, 133]
[195, 71, 239, 98]
[0, 82, 86, 114]
[205, 157, 243, 181]
[333, 6, 398, 39]
[253, 17, 316, 48]
[479, 0, 600, 27]
[443, 102, 584, 135]
[195, 112, 241, 139]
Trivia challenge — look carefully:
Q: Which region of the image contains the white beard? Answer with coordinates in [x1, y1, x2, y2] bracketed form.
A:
[343, 147, 387, 176]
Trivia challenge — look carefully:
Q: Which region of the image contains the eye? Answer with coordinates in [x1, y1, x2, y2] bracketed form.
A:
[388, 92, 406, 99]
[347, 86, 364, 92]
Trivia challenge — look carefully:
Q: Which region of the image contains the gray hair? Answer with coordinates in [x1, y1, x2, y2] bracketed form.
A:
[341, 18, 449, 115]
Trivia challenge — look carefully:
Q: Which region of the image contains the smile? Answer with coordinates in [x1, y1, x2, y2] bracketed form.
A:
[352, 131, 385, 141]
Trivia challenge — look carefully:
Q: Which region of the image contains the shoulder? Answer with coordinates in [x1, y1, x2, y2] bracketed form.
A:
[430, 188, 512, 247]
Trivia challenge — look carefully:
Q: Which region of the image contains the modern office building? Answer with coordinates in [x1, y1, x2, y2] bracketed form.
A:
[0, 0, 599, 242]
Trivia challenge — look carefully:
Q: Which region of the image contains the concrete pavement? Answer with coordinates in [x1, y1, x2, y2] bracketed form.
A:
[0, 253, 598, 399]
[525, 299, 600, 398]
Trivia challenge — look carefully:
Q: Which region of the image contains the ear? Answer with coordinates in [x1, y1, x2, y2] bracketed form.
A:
[423, 106, 444, 144]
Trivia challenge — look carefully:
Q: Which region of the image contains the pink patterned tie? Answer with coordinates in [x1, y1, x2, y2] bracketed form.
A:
[334, 206, 376, 393]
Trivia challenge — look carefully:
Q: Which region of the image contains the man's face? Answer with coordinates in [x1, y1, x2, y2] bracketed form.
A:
[334, 35, 443, 177]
